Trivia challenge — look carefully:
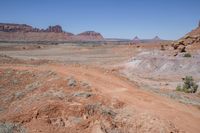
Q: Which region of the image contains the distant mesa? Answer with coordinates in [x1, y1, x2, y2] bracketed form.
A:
[0, 23, 33, 32]
[0, 23, 104, 41]
[0, 23, 66, 33]
[45, 25, 63, 33]
[133, 36, 140, 41]
[131, 36, 141, 44]
[75, 31, 104, 41]
[152, 36, 161, 41]
[78, 31, 102, 36]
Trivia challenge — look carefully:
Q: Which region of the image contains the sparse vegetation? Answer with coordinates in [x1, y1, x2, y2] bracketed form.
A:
[183, 53, 192, 57]
[0, 123, 26, 133]
[160, 45, 165, 51]
[67, 76, 77, 88]
[176, 76, 198, 93]
[176, 85, 182, 91]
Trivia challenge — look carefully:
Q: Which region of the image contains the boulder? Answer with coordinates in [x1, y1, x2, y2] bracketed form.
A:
[73, 92, 92, 98]
[178, 45, 186, 53]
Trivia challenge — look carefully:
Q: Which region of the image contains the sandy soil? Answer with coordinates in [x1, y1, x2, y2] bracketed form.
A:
[0, 42, 200, 133]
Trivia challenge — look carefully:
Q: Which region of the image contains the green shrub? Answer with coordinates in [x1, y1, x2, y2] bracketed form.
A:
[176, 85, 182, 91]
[0, 123, 26, 133]
[176, 76, 198, 93]
[183, 53, 191, 57]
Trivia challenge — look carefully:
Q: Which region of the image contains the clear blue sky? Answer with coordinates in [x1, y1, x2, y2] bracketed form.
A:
[0, 0, 200, 40]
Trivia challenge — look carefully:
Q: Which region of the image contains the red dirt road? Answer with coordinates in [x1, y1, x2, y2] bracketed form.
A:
[1, 64, 200, 133]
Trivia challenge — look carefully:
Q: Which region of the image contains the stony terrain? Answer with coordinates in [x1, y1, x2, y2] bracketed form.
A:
[1, 54, 200, 133]
[120, 25, 200, 105]
[0, 24, 200, 133]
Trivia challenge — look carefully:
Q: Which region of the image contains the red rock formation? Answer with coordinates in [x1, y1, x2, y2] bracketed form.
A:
[0, 23, 104, 41]
[45, 25, 63, 33]
[179, 26, 200, 46]
[133, 36, 140, 41]
[0, 23, 64, 33]
[74, 31, 104, 41]
[0, 23, 33, 32]
[153, 36, 161, 40]
[0, 32, 74, 41]
[133, 36, 139, 40]
[172, 22, 200, 52]
[131, 36, 140, 44]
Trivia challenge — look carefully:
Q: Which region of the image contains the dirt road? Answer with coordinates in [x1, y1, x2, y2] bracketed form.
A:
[1, 63, 200, 133]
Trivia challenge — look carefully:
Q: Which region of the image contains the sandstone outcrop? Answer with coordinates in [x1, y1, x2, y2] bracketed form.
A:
[131, 36, 140, 44]
[153, 36, 161, 41]
[45, 25, 63, 33]
[74, 31, 104, 41]
[0, 23, 104, 41]
[172, 28, 200, 48]
[0, 23, 33, 32]
[171, 22, 200, 54]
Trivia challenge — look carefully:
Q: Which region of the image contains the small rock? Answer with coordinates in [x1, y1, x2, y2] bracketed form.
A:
[25, 81, 41, 92]
[67, 116, 83, 125]
[101, 106, 117, 118]
[80, 81, 91, 89]
[73, 92, 92, 98]
[13, 79, 19, 84]
[178, 46, 186, 53]
[15, 91, 25, 99]
[173, 43, 179, 50]
[173, 52, 178, 56]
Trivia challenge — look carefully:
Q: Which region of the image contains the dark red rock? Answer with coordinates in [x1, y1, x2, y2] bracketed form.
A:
[75, 31, 104, 41]
[0, 23, 104, 41]
[131, 36, 140, 44]
[0, 23, 33, 32]
[0, 23, 64, 33]
[133, 36, 140, 40]
[45, 25, 63, 33]
[153, 36, 161, 40]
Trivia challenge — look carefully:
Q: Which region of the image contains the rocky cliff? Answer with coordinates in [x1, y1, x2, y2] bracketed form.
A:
[0, 23, 104, 41]
[0, 23, 65, 33]
[0, 23, 33, 32]
[74, 31, 104, 41]
[152, 36, 161, 41]
[131, 36, 141, 44]
[171, 23, 200, 53]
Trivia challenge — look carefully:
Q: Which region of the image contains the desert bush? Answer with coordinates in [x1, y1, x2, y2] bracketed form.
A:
[176, 85, 182, 91]
[0, 122, 26, 133]
[176, 76, 198, 93]
[67, 76, 77, 88]
[183, 53, 191, 57]
[160, 45, 165, 51]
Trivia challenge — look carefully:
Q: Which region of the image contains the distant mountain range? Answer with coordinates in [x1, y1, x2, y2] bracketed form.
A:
[0, 22, 171, 43]
[0, 23, 104, 42]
